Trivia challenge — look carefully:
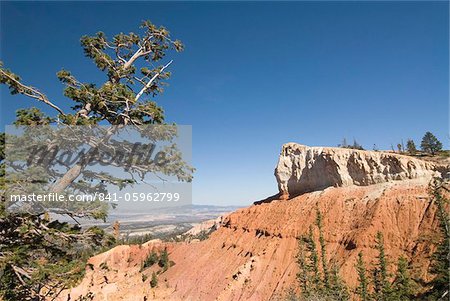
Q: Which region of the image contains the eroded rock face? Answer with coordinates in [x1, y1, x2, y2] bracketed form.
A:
[53, 144, 449, 301]
[275, 143, 442, 198]
[55, 180, 445, 301]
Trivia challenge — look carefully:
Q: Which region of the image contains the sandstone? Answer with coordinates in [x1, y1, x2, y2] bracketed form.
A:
[54, 145, 449, 301]
[56, 179, 446, 301]
[275, 143, 444, 198]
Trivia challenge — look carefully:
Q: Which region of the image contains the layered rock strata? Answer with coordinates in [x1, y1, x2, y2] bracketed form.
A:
[275, 143, 443, 198]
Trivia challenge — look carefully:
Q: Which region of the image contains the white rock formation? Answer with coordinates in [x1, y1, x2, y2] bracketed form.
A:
[275, 143, 443, 198]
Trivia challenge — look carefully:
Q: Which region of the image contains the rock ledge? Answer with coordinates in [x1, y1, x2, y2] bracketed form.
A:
[275, 143, 442, 198]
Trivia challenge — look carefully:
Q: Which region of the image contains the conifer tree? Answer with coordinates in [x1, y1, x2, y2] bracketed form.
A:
[372, 232, 393, 301]
[295, 212, 350, 301]
[328, 262, 350, 300]
[356, 252, 370, 301]
[150, 271, 158, 288]
[158, 248, 170, 271]
[425, 179, 450, 300]
[296, 236, 310, 295]
[421, 132, 443, 155]
[372, 266, 382, 301]
[295, 226, 322, 298]
[316, 209, 330, 290]
[406, 139, 417, 155]
[143, 251, 159, 269]
[392, 256, 414, 300]
[307, 225, 321, 291]
[0, 20, 190, 301]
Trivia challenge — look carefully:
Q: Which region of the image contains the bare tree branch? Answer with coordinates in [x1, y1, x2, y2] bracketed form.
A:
[123, 47, 143, 70]
[0, 69, 66, 116]
[134, 60, 172, 102]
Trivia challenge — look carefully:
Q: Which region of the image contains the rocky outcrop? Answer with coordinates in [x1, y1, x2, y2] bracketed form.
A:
[55, 179, 445, 301]
[275, 143, 443, 198]
[53, 144, 449, 301]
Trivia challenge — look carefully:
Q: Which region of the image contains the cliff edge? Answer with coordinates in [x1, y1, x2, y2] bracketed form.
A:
[54, 144, 449, 301]
[275, 143, 445, 198]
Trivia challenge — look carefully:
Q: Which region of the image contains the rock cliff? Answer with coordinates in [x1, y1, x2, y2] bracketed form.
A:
[275, 143, 443, 198]
[56, 180, 444, 301]
[54, 145, 449, 301]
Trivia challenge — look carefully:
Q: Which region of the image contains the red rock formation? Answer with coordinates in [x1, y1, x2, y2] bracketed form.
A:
[58, 178, 443, 301]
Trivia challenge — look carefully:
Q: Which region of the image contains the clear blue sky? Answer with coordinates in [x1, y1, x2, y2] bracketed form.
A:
[1, 1, 448, 206]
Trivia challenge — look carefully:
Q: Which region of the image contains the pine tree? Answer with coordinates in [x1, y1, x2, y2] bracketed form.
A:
[372, 232, 393, 301]
[295, 213, 350, 301]
[392, 256, 414, 300]
[307, 225, 321, 291]
[158, 248, 170, 271]
[295, 226, 322, 298]
[0, 20, 191, 300]
[340, 138, 348, 148]
[356, 252, 370, 301]
[372, 266, 382, 301]
[329, 262, 350, 300]
[421, 132, 443, 155]
[425, 179, 450, 299]
[316, 209, 330, 290]
[353, 139, 364, 150]
[406, 139, 417, 155]
[296, 236, 310, 294]
[150, 271, 158, 288]
[143, 251, 159, 269]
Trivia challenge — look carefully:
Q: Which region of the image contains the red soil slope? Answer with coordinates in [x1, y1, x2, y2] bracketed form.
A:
[58, 179, 441, 301]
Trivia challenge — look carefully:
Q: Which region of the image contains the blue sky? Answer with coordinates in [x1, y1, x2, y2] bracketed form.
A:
[1, 1, 448, 206]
